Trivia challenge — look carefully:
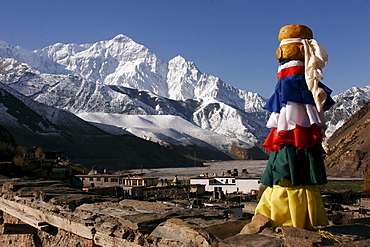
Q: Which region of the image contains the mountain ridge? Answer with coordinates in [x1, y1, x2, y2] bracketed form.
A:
[0, 55, 270, 153]
[325, 99, 370, 178]
[0, 81, 202, 169]
[0, 35, 369, 162]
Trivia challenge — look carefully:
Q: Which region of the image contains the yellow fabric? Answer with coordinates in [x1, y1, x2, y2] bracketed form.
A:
[255, 185, 328, 229]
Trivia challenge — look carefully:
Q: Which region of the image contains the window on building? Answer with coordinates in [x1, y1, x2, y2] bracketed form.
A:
[111, 178, 118, 182]
[232, 179, 235, 183]
[104, 178, 108, 182]
[89, 178, 93, 181]
[97, 178, 101, 181]
[225, 179, 228, 184]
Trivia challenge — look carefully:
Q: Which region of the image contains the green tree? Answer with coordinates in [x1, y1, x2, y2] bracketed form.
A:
[363, 170, 370, 193]
[16, 146, 28, 157]
[13, 146, 28, 167]
[35, 147, 43, 158]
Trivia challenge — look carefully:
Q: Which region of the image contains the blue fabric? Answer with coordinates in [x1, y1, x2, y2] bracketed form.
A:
[264, 74, 335, 113]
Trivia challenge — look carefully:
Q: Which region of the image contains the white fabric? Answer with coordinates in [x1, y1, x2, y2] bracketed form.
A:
[266, 101, 323, 132]
[278, 60, 304, 73]
[279, 38, 328, 113]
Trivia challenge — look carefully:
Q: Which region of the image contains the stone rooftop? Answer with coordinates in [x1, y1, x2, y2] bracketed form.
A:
[0, 179, 369, 246]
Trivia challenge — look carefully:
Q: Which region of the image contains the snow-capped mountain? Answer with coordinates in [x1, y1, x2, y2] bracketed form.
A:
[0, 35, 264, 109]
[0, 56, 268, 152]
[0, 81, 200, 169]
[76, 113, 244, 151]
[0, 35, 369, 159]
[0, 35, 270, 155]
[324, 85, 370, 137]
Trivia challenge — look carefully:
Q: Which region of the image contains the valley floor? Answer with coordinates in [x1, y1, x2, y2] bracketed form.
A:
[130, 160, 268, 180]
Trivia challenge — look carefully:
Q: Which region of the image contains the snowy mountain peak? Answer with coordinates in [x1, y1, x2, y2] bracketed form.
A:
[170, 55, 191, 64]
[168, 55, 199, 73]
[0, 41, 10, 48]
[0, 35, 272, 150]
[324, 84, 370, 137]
[1, 34, 367, 159]
[167, 55, 202, 100]
[111, 34, 133, 43]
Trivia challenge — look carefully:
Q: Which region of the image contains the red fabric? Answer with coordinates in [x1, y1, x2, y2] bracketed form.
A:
[277, 66, 305, 80]
[263, 124, 323, 152]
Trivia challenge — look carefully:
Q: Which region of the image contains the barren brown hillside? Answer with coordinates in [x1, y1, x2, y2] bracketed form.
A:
[325, 100, 370, 178]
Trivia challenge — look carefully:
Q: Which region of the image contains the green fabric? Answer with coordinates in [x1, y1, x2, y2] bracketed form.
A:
[260, 145, 327, 187]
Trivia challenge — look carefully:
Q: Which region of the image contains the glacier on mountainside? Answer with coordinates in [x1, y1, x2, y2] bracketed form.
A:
[76, 113, 246, 152]
[0, 35, 270, 151]
[0, 35, 369, 156]
[0, 35, 266, 110]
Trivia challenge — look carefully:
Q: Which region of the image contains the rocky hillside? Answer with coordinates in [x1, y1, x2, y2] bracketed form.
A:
[0, 82, 202, 170]
[0, 36, 369, 163]
[325, 100, 370, 178]
[0, 179, 369, 246]
[0, 38, 270, 150]
[324, 85, 370, 137]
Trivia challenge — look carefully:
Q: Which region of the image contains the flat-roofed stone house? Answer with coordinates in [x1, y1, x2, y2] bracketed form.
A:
[190, 169, 261, 194]
[76, 168, 159, 197]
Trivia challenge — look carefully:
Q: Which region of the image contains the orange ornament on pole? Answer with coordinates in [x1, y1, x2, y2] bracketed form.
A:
[276, 24, 313, 62]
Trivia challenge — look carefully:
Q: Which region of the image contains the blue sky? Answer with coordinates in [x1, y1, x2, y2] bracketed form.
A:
[1, 0, 369, 98]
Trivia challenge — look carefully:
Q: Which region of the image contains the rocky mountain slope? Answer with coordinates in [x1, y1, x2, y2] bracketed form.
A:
[0, 82, 201, 170]
[324, 85, 370, 137]
[0, 57, 267, 159]
[0, 36, 270, 153]
[0, 35, 369, 162]
[325, 99, 370, 178]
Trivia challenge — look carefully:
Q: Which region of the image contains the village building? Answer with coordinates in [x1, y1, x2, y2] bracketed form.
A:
[75, 168, 206, 199]
[76, 167, 159, 197]
[77, 167, 159, 188]
[190, 169, 261, 194]
[22, 150, 71, 180]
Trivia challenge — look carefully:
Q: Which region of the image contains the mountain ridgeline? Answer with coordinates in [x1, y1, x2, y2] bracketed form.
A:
[0, 35, 369, 171]
[325, 99, 370, 178]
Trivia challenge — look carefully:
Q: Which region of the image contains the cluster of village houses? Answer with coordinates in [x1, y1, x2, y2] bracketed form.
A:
[22, 150, 262, 201]
[17, 151, 370, 218]
[74, 165, 370, 221]
[75, 167, 261, 200]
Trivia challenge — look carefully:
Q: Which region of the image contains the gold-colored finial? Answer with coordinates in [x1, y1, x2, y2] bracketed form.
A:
[276, 24, 313, 62]
[278, 24, 313, 41]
